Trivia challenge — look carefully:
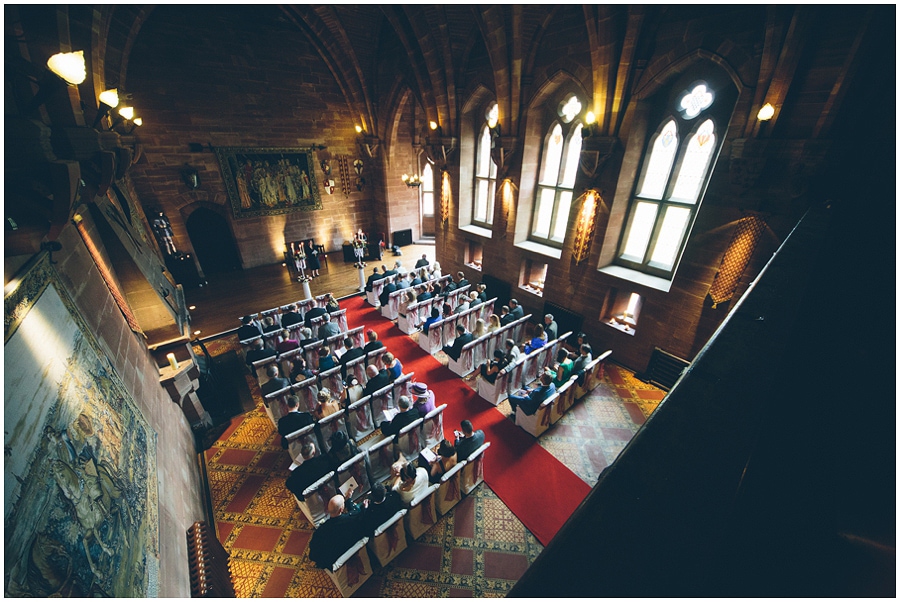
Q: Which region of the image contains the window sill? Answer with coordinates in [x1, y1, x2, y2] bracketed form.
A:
[604, 320, 636, 336]
[459, 224, 493, 239]
[598, 265, 673, 292]
[519, 283, 545, 298]
[465, 262, 482, 271]
[514, 240, 563, 260]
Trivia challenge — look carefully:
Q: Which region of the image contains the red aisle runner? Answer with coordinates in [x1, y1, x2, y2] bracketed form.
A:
[342, 295, 591, 546]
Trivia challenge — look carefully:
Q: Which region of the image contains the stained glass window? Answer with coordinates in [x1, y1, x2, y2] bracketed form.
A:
[473, 104, 498, 226]
[637, 120, 678, 200]
[670, 119, 715, 203]
[422, 163, 434, 216]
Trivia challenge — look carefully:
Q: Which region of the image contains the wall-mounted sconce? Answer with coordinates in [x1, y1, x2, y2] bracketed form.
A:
[355, 125, 363, 134]
[572, 189, 600, 264]
[124, 117, 143, 134]
[401, 173, 422, 187]
[708, 213, 767, 308]
[109, 105, 137, 131]
[46, 51, 86, 86]
[92, 88, 119, 129]
[757, 103, 775, 121]
[582, 110, 599, 138]
[440, 170, 452, 224]
[181, 164, 200, 190]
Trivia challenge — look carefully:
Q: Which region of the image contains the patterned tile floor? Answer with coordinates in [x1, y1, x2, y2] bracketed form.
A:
[201, 334, 663, 597]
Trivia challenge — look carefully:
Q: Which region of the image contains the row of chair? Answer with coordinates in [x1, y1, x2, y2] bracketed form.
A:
[311, 440, 492, 596]
[417, 297, 499, 355]
[251, 325, 365, 389]
[380, 274, 454, 320]
[513, 350, 613, 437]
[475, 330, 568, 405]
[241, 308, 349, 350]
[240, 292, 335, 336]
[445, 313, 534, 377]
[366, 269, 448, 309]
[398, 285, 471, 334]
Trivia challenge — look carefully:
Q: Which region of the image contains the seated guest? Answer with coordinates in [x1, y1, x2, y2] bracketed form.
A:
[344, 376, 365, 404]
[365, 266, 383, 292]
[499, 305, 514, 326]
[410, 382, 435, 415]
[379, 395, 421, 437]
[363, 364, 392, 397]
[245, 338, 276, 369]
[414, 254, 430, 269]
[507, 372, 556, 418]
[327, 430, 361, 468]
[290, 357, 315, 383]
[504, 338, 522, 365]
[443, 278, 458, 294]
[428, 439, 458, 484]
[281, 304, 303, 328]
[304, 304, 328, 329]
[391, 461, 430, 505]
[443, 324, 473, 362]
[308, 495, 367, 569]
[383, 352, 403, 381]
[454, 295, 470, 314]
[261, 316, 280, 334]
[261, 364, 291, 397]
[278, 395, 314, 449]
[421, 307, 441, 335]
[479, 349, 510, 384]
[544, 313, 558, 341]
[572, 343, 593, 385]
[508, 298, 524, 320]
[286, 442, 333, 499]
[313, 388, 342, 420]
[238, 315, 262, 341]
[276, 329, 300, 354]
[487, 314, 502, 333]
[454, 420, 486, 461]
[361, 482, 403, 534]
[324, 293, 341, 313]
[317, 314, 341, 341]
[472, 318, 487, 340]
[410, 271, 423, 287]
[397, 269, 411, 290]
[297, 326, 317, 349]
[523, 324, 546, 354]
[441, 302, 453, 319]
[476, 283, 488, 304]
[363, 329, 385, 354]
[317, 346, 339, 372]
[553, 348, 575, 388]
[378, 274, 398, 307]
[456, 271, 469, 289]
[431, 260, 442, 280]
[398, 290, 416, 320]
[416, 284, 432, 302]
[381, 263, 397, 278]
[339, 337, 365, 379]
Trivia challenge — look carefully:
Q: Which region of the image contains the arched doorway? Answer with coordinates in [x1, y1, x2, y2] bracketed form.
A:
[186, 207, 242, 276]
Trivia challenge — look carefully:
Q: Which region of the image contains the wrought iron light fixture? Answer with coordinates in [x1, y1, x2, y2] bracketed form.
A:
[401, 173, 422, 187]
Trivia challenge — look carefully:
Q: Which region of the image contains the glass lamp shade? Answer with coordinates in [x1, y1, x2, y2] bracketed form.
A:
[355, 125, 363, 133]
[133, 117, 143, 127]
[429, 121, 438, 130]
[98, 88, 119, 107]
[757, 103, 775, 121]
[47, 51, 86, 85]
[118, 106, 134, 120]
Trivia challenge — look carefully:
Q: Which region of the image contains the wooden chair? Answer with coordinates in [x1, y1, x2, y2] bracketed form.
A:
[369, 384, 395, 426]
[420, 404, 447, 450]
[391, 372, 414, 405]
[364, 435, 395, 483]
[551, 377, 578, 425]
[419, 319, 444, 355]
[515, 391, 559, 438]
[395, 418, 425, 459]
[346, 395, 375, 441]
[404, 483, 440, 540]
[460, 442, 490, 495]
[319, 366, 345, 398]
[435, 460, 467, 516]
[477, 365, 512, 406]
[317, 409, 348, 453]
[286, 423, 319, 467]
[293, 376, 319, 414]
[324, 537, 372, 598]
[333, 308, 349, 332]
[367, 510, 408, 569]
[335, 450, 371, 503]
[296, 471, 338, 528]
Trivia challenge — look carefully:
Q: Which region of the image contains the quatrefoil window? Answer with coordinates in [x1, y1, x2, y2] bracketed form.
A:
[679, 84, 714, 119]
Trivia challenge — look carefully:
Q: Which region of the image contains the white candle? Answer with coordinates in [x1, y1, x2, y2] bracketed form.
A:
[166, 353, 179, 371]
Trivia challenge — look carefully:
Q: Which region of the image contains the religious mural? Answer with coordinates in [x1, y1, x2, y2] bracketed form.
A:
[216, 146, 323, 218]
[4, 255, 159, 597]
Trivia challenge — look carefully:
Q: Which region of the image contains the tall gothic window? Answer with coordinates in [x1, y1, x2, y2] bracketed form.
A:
[473, 103, 498, 227]
[421, 162, 434, 216]
[531, 94, 583, 246]
[617, 81, 732, 278]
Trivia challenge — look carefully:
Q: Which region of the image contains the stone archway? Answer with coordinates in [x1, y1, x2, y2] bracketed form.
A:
[185, 206, 242, 276]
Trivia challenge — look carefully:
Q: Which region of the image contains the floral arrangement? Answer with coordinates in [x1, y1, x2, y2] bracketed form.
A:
[354, 262, 367, 269]
[352, 239, 366, 249]
[297, 274, 313, 283]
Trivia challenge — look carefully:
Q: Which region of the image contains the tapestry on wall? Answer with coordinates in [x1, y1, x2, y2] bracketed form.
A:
[215, 146, 323, 218]
[4, 254, 160, 597]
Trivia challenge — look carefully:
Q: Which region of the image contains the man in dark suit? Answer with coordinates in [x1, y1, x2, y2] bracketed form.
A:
[361, 482, 403, 534]
[304, 305, 328, 328]
[443, 324, 473, 362]
[285, 442, 334, 499]
[317, 314, 341, 341]
[456, 271, 469, 289]
[278, 395, 314, 449]
[363, 364, 392, 397]
[339, 337, 365, 379]
[453, 420, 486, 461]
[499, 305, 514, 326]
[379, 395, 421, 437]
[410, 273, 423, 287]
[379, 275, 398, 307]
[363, 330, 385, 354]
[508, 298, 524, 320]
[414, 254, 430, 269]
[238, 316, 262, 341]
[245, 339, 276, 375]
[544, 313, 558, 341]
[261, 364, 291, 397]
[476, 284, 488, 304]
[507, 372, 556, 417]
[381, 264, 397, 278]
[308, 495, 367, 569]
[280, 304, 303, 328]
[365, 266, 383, 292]
[416, 285, 432, 302]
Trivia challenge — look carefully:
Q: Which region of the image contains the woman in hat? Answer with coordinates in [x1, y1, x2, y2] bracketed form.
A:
[410, 382, 435, 415]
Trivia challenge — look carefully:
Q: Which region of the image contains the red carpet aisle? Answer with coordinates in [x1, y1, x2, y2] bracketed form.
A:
[343, 295, 591, 545]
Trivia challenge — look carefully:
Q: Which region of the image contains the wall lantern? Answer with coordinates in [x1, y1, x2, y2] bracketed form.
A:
[757, 103, 775, 121]
[181, 164, 200, 189]
[401, 173, 422, 187]
[46, 51, 86, 86]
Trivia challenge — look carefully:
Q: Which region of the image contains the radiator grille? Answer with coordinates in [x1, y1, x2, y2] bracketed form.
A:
[543, 302, 584, 341]
[187, 521, 235, 598]
[638, 347, 690, 391]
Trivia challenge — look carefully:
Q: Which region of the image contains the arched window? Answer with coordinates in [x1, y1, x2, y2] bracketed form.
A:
[473, 103, 498, 227]
[421, 162, 434, 216]
[531, 94, 584, 246]
[617, 80, 732, 278]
